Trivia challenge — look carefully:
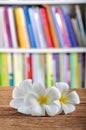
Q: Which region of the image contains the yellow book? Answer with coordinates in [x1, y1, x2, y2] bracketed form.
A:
[14, 8, 26, 48]
[13, 54, 24, 86]
[74, 53, 79, 88]
[2, 53, 9, 86]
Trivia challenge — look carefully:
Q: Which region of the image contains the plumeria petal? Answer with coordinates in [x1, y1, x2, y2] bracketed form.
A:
[46, 87, 61, 103]
[62, 103, 76, 114]
[18, 79, 32, 93]
[54, 100, 62, 114]
[55, 82, 69, 94]
[67, 91, 80, 104]
[24, 93, 45, 116]
[24, 93, 38, 106]
[13, 79, 32, 99]
[45, 102, 60, 116]
[12, 87, 24, 99]
[10, 99, 24, 109]
[31, 105, 45, 116]
[18, 106, 31, 115]
[32, 82, 45, 96]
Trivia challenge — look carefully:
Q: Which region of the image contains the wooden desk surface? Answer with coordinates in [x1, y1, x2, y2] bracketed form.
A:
[0, 87, 86, 130]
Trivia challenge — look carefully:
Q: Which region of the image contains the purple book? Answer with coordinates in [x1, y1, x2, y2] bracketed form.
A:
[66, 15, 78, 47]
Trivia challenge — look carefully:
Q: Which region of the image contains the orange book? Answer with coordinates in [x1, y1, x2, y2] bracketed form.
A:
[43, 5, 60, 48]
[40, 7, 54, 48]
[14, 8, 26, 48]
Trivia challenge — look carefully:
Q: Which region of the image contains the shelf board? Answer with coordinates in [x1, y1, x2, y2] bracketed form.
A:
[0, 0, 85, 5]
[0, 48, 86, 53]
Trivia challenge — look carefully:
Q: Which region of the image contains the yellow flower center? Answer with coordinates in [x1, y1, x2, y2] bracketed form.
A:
[59, 95, 67, 104]
[38, 95, 48, 105]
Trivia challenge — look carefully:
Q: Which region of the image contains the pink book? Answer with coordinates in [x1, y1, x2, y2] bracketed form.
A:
[39, 7, 54, 48]
[56, 8, 70, 48]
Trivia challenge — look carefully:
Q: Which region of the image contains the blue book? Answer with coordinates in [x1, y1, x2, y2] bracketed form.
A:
[53, 54, 59, 82]
[50, 6, 65, 48]
[66, 15, 78, 47]
[23, 6, 37, 48]
[60, 7, 72, 47]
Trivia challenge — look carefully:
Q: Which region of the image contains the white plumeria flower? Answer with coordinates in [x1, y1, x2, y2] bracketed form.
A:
[55, 82, 80, 114]
[24, 82, 61, 116]
[10, 79, 32, 114]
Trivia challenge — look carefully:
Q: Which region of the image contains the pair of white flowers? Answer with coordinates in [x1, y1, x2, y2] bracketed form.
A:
[10, 79, 80, 116]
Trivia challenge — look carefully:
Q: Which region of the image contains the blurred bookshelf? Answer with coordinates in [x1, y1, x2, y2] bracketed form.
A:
[0, 0, 86, 88]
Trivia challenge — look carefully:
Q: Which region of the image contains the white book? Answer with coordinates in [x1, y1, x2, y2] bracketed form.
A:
[19, 8, 31, 48]
[0, 7, 9, 48]
[75, 5, 86, 46]
[34, 7, 47, 48]
[8, 7, 18, 48]
[28, 7, 40, 48]
[71, 18, 83, 47]
[31, 54, 38, 82]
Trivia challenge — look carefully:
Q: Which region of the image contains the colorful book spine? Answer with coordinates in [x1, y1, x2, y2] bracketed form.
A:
[53, 54, 59, 82]
[40, 7, 54, 48]
[78, 53, 82, 88]
[28, 7, 40, 48]
[66, 15, 78, 47]
[19, 8, 31, 48]
[34, 7, 47, 48]
[23, 6, 36, 48]
[56, 8, 70, 47]
[8, 7, 18, 48]
[50, 7, 65, 48]
[46, 54, 54, 87]
[75, 5, 86, 46]
[8, 53, 14, 86]
[69, 53, 79, 88]
[24, 54, 32, 79]
[13, 54, 24, 86]
[14, 8, 26, 48]
[71, 18, 82, 47]
[43, 5, 60, 48]
[4, 6, 12, 48]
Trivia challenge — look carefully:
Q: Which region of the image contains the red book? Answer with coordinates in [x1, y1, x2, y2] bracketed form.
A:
[56, 8, 70, 48]
[4, 7, 11, 48]
[25, 54, 32, 79]
[40, 7, 54, 48]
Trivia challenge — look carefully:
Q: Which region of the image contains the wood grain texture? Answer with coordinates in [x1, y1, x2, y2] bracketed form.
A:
[0, 87, 86, 130]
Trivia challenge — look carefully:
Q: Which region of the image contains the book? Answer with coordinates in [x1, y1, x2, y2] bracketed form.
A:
[46, 54, 54, 87]
[19, 7, 31, 48]
[43, 5, 60, 48]
[13, 54, 24, 86]
[75, 5, 86, 46]
[69, 53, 79, 88]
[24, 54, 32, 79]
[0, 53, 9, 86]
[7, 7, 18, 48]
[40, 7, 54, 48]
[14, 8, 26, 48]
[28, 7, 40, 48]
[34, 7, 47, 48]
[50, 6, 65, 48]
[8, 53, 14, 86]
[56, 8, 70, 48]
[78, 53, 82, 88]
[66, 15, 78, 47]
[53, 54, 59, 82]
[71, 18, 83, 47]
[23, 6, 37, 48]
